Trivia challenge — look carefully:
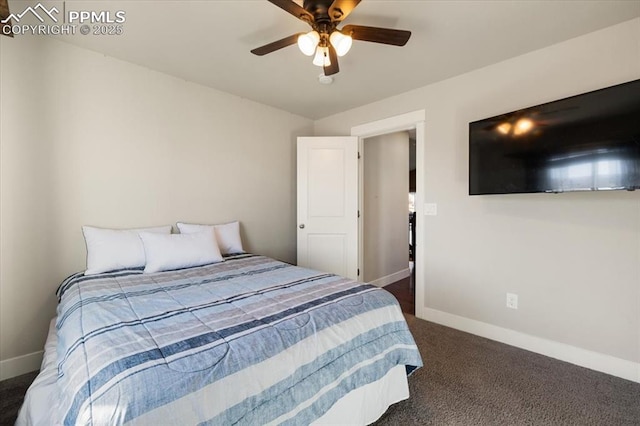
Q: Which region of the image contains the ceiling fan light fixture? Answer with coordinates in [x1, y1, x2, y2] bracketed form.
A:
[297, 30, 320, 56]
[329, 30, 353, 56]
[312, 46, 331, 67]
[252, 0, 413, 77]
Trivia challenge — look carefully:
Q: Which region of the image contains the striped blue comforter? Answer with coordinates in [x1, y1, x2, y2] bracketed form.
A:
[55, 254, 422, 425]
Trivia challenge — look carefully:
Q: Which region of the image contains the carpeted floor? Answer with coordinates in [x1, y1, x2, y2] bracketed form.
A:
[0, 370, 38, 426]
[374, 315, 640, 425]
[1, 316, 639, 425]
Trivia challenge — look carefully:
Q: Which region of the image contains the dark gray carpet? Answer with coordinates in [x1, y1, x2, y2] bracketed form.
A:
[1, 316, 639, 425]
[0, 370, 38, 426]
[374, 315, 640, 425]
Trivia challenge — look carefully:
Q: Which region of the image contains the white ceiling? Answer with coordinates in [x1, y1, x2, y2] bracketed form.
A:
[44, 0, 640, 119]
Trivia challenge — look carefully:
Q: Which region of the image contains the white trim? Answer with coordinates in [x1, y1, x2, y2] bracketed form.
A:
[0, 351, 42, 380]
[357, 138, 364, 282]
[368, 268, 411, 288]
[413, 122, 425, 319]
[351, 110, 426, 314]
[423, 307, 640, 383]
[351, 111, 426, 138]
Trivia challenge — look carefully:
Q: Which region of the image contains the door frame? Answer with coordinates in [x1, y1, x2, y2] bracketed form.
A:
[351, 110, 426, 318]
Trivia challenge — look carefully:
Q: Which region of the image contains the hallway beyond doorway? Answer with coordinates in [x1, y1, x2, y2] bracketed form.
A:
[384, 271, 415, 315]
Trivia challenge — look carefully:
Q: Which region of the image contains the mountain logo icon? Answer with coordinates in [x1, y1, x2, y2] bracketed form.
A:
[1, 3, 59, 24]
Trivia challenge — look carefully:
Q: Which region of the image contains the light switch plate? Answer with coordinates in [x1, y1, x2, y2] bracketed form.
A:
[506, 293, 518, 309]
[424, 203, 437, 216]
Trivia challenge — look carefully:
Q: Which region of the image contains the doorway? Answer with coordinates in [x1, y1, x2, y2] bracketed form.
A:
[352, 110, 425, 317]
[361, 131, 414, 314]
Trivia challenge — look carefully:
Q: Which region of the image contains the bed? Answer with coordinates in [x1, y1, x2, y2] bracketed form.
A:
[17, 253, 422, 425]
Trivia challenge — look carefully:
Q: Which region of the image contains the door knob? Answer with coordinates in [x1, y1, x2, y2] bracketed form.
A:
[299, 224, 305, 229]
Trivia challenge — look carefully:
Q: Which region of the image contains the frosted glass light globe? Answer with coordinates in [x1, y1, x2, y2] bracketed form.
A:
[298, 31, 320, 56]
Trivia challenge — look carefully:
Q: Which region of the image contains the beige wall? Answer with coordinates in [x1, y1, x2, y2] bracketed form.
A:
[363, 132, 410, 284]
[0, 36, 312, 376]
[1, 17, 639, 381]
[315, 19, 640, 365]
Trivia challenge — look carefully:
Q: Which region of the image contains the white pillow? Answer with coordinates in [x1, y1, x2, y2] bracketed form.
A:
[83, 225, 172, 275]
[176, 221, 244, 255]
[139, 230, 223, 273]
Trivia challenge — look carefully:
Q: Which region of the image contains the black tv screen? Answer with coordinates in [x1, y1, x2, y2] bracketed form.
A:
[469, 79, 640, 195]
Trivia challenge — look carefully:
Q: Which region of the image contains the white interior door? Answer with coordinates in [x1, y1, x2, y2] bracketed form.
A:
[297, 136, 359, 280]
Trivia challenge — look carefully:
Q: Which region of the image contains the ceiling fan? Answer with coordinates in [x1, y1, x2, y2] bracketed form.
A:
[0, 0, 13, 37]
[251, 0, 411, 76]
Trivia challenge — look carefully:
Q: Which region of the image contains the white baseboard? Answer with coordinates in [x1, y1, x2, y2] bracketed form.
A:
[0, 351, 43, 381]
[421, 307, 640, 384]
[368, 268, 411, 288]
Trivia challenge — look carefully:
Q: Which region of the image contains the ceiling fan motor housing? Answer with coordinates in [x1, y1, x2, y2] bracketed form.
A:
[303, 0, 343, 22]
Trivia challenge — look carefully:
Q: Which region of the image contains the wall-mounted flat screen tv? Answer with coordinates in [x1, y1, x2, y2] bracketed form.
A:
[469, 79, 640, 195]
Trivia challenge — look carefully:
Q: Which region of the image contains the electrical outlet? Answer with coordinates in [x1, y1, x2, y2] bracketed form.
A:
[506, 293, 518, 309]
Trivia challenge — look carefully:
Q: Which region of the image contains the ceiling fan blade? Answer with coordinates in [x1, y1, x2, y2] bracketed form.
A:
[342, 24, 411, 46]
[267, 0, 314, 22]
[251, 33, 303, 56]
[0, 0, 13, 38]
[328, 0, 361, 22]
[324, 44, 340, 76]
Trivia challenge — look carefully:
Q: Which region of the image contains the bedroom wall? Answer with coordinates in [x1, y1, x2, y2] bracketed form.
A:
[315, 19, 640, 376]
[0, 36, 313, 379]
[363, 132, 410, 284]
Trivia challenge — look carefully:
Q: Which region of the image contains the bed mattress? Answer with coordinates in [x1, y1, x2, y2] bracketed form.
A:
[18, 254, 422, 425]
